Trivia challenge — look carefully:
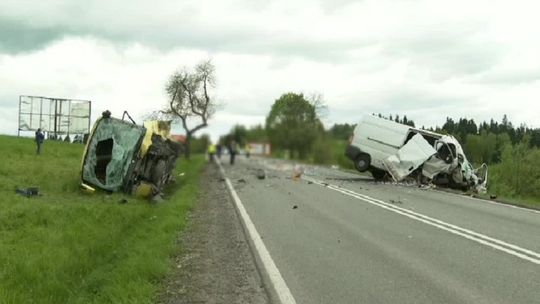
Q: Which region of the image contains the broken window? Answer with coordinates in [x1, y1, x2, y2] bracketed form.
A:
[436, 142, 456, 164]
[95, 138, 114, 184]
[404, 130, 439, 146]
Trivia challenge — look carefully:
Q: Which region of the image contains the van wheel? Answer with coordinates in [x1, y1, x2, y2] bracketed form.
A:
[354, 154, 370, 172]
[370, 168, 386, 181]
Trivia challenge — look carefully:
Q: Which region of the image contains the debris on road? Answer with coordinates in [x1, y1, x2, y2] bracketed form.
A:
[256, 169, 266, 180]
[345, 115, 488, 193]
[389, 198, 403, 204]
[292, 165, 304, 180]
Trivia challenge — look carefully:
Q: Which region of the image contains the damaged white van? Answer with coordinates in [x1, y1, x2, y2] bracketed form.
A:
[345, 115, 487, 192]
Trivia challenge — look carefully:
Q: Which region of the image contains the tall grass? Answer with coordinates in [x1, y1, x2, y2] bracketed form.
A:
[0, 135, 205, 303]
[487, 142, 540, 208]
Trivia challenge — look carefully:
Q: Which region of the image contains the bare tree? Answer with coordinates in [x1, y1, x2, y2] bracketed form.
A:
[161, 60, 217, 159]
[307, 92, 328, 118]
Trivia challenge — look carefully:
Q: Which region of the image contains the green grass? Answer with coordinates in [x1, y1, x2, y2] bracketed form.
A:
[475, 193, 540, 210]
[0, 135, 205, 303]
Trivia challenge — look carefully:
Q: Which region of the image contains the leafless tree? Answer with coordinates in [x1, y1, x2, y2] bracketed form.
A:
[161, 60, 217, 159]
[307, 92, 328, 118]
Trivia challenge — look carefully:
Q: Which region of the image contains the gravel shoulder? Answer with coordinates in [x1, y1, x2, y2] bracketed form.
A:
[158, 163, 269, 304]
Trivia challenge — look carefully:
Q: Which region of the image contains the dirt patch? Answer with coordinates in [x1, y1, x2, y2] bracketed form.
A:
[158, 164, 269, 304]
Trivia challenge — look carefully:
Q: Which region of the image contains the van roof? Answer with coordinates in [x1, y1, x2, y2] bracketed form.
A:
[360, 115, 443, 140]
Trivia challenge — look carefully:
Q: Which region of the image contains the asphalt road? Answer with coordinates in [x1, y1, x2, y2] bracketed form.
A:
[220, 156, 540, 304]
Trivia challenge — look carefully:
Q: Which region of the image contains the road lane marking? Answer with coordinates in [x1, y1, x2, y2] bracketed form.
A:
[216, 159, 297, 304]
[303, 176, 540, 266]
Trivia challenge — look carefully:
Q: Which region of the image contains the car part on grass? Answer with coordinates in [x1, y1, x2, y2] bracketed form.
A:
[16, 187, 40, 197]
[80, 111, 182, 199]
[345, 115, 488, 193]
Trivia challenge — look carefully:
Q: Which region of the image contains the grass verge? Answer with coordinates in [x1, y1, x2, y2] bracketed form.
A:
[0, 135, 205, 303]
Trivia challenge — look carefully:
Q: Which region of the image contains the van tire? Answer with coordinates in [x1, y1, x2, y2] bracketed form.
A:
[370, 168, 386, 180]
[354, 154, 371, 172]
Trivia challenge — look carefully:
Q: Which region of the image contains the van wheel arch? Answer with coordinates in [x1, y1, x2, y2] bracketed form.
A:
[354, 153, 371, 172]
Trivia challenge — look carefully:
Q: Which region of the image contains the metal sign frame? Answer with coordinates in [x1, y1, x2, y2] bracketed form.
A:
[18, 95, 92, 137]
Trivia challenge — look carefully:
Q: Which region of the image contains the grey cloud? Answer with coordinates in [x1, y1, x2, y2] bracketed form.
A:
[0, 16, 371, 64]
[0, 19, 68, 53]
[0, 13, 262, 55]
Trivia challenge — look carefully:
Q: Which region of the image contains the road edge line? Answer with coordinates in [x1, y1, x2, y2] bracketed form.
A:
[216, 159, 297, 304]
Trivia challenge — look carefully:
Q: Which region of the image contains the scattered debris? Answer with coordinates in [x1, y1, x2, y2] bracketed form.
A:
[292, 165, 304, 180]
[15, 187, 40, 197]
[389, 198, 403, 204]
[256, 169, 266, 180]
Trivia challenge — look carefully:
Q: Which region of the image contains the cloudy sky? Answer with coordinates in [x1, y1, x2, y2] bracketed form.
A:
[1, 0, 539, 141]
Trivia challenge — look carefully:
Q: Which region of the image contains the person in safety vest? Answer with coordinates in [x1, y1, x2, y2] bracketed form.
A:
[207, 143, 217, 162]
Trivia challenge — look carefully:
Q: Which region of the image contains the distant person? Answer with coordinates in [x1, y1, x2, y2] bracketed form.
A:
[245, 144, 251, 158]
[35, 128, 45, 154]
[229, 140, 238, 165]
[207, 143, 216, 162]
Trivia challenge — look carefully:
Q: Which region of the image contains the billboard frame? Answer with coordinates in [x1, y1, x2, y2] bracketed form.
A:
[18, 95, 92, 137]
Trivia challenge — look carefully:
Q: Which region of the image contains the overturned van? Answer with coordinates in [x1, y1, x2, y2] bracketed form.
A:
[80, 111, 182, 198]
[345, 115, 487, 192]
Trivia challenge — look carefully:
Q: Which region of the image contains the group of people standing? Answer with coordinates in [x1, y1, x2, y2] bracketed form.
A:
[207, 140, 250, 165]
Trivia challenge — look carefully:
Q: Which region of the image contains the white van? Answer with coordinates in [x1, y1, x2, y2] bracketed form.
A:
[345, 115, 487, 191]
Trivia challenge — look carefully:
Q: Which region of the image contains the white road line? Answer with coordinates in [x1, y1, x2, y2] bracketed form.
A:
[216, 159, 297, 304]
[334, 185, 540, 260]
[304, 176, 540, 266]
